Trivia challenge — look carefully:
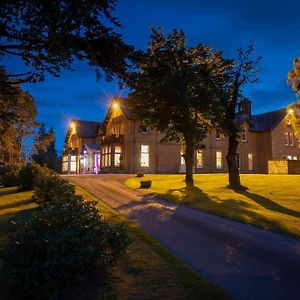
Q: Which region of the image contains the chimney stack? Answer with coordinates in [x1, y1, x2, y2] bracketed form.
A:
[238, 98, 252, 117]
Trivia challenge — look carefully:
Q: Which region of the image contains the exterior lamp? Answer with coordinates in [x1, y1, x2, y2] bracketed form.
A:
[112, 101, 119, 110]
[288, 108, 294, 115]
[70, 122, 76, 130]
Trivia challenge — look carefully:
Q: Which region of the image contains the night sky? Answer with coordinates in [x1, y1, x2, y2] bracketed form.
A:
[4, 0, 300, 153]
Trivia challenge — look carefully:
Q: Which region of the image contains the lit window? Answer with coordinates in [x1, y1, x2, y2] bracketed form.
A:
[180, 151, 185, 165]
[196, 150, 203, 168]
[70, 155, 77, 172]
[289, 133, 294, 146]
[248, 153, 253, 171]
[216, 151, 222, 170]
[114, 145, 122, 167]
[141, 145, 149, 167]
[287, 155, 292, 160]
[293, 156, 297, 160]
[285, 132, 289, 146]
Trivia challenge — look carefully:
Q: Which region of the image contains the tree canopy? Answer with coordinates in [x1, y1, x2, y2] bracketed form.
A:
[0, 0, 134, 83]
[0, 78, 38, 164]
[128, 28, 226, 186]
[288, 56, 300, 97]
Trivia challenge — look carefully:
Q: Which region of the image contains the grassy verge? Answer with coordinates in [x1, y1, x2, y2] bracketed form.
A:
[125, 174, 300, 239]
[0, 186, 230, 300]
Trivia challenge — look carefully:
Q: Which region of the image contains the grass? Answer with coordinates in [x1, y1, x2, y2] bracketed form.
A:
[0, 186, 230, 300]
[125, 174, 300, 239]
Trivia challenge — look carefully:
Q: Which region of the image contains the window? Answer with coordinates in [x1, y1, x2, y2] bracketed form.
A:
[114, 145, 122, 167]
[293, 156, 298, 160]
[248, 153, 253, 171]
[70, 155, 77, 172]
[112, 117, 122, 136]
[241, 128, 247, 142]
[236, 153, 241, 170]
[62, 156, 68, 172]
[101, 146, 111, 167]
[289, 133, 294, 146]
[216, 151, 222, 170]
[216, 132, 224, 140]
[180, 151, 185, 165]
[140, 126, 148, 134]
[285, 132, 289, 146]
[196, 150, 203, 168]
[141, 145, 149, 167]
[287, 155, 292, 160]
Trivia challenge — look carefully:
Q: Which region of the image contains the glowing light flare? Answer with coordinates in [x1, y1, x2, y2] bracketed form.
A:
[288, 108, 294, 115]
[112, 101, 120, 110]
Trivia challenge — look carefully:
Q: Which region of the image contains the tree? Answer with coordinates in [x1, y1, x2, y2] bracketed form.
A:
[213, 43, 260, 189]
[0, 0, 134, 84]
[128, 28, 224, 187]
[287, 56, 300, 144]
[288, 56, 300, 96]
[0, 75, 39, 164]
[32, 125, 60, 171]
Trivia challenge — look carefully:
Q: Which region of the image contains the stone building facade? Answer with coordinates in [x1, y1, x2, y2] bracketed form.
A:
[62, 99, 300, 174]
[62, 120, 101, 174]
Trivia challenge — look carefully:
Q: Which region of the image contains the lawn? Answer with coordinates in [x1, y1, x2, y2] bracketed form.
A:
[125, 174, 300, 239]
[0, 186, 230, 300]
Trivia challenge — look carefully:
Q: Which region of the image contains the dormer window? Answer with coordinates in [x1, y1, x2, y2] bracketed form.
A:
[140, 126, 149, 134]
[241, 127, 247, 142]
[216, 132, 224, 140]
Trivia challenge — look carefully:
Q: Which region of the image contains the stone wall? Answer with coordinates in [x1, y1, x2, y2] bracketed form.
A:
[268, 160, 300, 174]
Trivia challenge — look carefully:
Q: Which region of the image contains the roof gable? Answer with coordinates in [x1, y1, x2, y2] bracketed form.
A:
[250, 109, 286, 132]
[64, 119, 102, 144]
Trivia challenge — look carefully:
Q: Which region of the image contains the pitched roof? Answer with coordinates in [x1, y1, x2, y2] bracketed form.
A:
[64, 119, 102, 144]
[103, 98, 134, 130]
[72, 119, 101, 138]
[250, 109, 286, 132]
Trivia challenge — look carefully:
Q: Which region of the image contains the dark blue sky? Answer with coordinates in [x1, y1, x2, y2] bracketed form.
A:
[5, 0, 300, 153]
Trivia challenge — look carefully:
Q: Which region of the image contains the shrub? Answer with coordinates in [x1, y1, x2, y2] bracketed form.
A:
[140, 180, 152, 188]
[4, 194, 130, 299]
[32, 171, 75, 206]
[18, 163, 44, 191]
[136, 172, 144, 177]
[0, 164, 20, 187]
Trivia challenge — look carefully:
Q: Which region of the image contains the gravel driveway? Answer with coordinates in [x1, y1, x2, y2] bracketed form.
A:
[64, 174, 300, 300]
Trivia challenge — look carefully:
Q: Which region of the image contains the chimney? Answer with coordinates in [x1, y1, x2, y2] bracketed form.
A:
[238, 98, 251, 116]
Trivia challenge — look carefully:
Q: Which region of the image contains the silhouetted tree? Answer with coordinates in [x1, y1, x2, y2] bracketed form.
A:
[128, 28, 225, 187]
[287, 56, 300, 145]
[213, 43, 261, 189]
[32, 126, 60, 171]
[0, 0, 134, 84]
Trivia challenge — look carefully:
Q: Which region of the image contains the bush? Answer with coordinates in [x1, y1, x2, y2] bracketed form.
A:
[32, 170, 75, 206]
[0, 164, 20, 187]
[4, 194, 130, 299]
[18, 163, 44, 191]
[140, 180, 152, 189]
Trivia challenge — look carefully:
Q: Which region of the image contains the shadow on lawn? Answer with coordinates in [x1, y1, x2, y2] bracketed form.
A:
[0, 188, 18, 197]
[236, 189, 300, 219]
[0, 198, 33, 210]
[152, 186, 296, 237]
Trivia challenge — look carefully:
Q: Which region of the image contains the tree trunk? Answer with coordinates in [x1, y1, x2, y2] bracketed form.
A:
[184, 142, 194, 187]
[226, 135, 242, 189]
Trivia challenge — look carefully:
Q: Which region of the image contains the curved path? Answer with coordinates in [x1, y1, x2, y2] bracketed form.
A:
[64, 174, 300, 300]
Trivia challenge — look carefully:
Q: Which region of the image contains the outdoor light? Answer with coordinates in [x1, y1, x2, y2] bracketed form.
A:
[288, 108, 294, 115]
[70, 121, 76, 130]
[112, 101, 119, 110]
